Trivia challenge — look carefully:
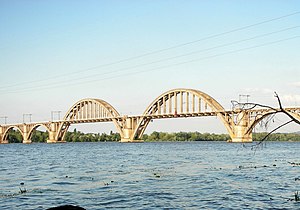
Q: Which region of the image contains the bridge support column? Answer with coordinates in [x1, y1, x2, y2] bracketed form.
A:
[47, 122, 59, 143]
[48, 131, 57, 143]
[120, 117, 143, 143]
[229, 111, 253, 143]
[230, 128, 252, 143]
[0, 126, 5, 144]
[22, 124, 32, 144]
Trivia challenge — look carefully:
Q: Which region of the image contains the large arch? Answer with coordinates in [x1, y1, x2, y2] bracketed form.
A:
[63, 98, 120, 121]
[131, 88, 232, 140]
[56, 98, 123, 142]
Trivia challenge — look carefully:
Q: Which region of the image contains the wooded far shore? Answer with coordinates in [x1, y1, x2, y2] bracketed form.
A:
[5, 129, 300, 143]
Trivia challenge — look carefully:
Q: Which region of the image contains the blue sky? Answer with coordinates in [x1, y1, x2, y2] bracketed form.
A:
[0, 0, 300, 134]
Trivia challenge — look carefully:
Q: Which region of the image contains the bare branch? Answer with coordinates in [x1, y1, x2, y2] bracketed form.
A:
[231, 100, 278, 111]
[274, 92, 283, 109]
[233, 92, 300, 147]
[252, 120, 294, 149]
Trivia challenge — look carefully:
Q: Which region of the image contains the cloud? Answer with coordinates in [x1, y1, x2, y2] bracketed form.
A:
[291, 82, 300, 87]
[243, 88, 274, 94]
[241, 88, 300, 106]
[282, 94, 300, 105]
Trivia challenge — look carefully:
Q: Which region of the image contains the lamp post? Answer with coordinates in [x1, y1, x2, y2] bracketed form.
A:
[0, 116, 8, 124]
[51, 111, 61, 121]
[239, 94, 250, 109]
[23, 114, 32, 123]
[239, 94, 250, 103]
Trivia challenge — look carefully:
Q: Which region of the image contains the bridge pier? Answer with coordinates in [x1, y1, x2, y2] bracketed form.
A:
[47, 122, 64, 143]
[228, 111, 252, 143]
[0, 126, 5, 143]
[47, 123, 57, 143]
[22, 124, 32, 144]
[0, 126, 2, 143]
[229, 131, 252, 143]
[47, 131, 57, 143]
[120, 117, 144, 143]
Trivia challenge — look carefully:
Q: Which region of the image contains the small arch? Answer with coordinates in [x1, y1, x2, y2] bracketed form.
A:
[3, 126, 24, 143]
[27, 124, 51, 143]
[246, 109, 300, 135]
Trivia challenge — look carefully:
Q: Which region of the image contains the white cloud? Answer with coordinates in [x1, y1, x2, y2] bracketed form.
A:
[243, 88, 274, 94]
[291, 82, 300, 88]
[282, 94, 300, 106]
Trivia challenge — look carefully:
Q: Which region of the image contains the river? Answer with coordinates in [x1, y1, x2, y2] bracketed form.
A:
[0, 141, 299, 209]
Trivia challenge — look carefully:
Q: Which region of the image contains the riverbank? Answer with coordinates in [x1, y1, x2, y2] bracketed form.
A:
[6, 129, 300, 143]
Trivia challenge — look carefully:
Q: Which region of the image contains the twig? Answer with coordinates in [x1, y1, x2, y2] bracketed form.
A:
[252, 120, 294, 150]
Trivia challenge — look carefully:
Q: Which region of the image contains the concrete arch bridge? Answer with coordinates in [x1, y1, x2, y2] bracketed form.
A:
[1, 88, 300, 144]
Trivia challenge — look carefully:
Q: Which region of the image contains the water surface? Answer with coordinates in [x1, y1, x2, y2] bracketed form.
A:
[0, 141, 299, 209]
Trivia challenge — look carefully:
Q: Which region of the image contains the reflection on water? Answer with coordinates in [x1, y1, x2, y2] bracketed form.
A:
[0, 141, 299, 209]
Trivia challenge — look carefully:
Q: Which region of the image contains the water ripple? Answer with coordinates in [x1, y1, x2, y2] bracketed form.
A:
[0, 142, 299, 209]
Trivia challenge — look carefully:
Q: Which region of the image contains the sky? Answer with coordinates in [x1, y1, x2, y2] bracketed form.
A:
[0, 0, 300, 134]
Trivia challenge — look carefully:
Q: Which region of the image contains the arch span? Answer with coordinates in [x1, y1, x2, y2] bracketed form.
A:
[56, 98, 123, 142]
[245, 109, 300, 135]
[130, 88, 233, 140]
[63, 98, 120, 121]
[2, 126, 24, 143]
[27, 124, 51, 143]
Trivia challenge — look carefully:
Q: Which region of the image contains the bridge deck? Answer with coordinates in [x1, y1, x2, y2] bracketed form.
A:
[2, 108, 299, 127]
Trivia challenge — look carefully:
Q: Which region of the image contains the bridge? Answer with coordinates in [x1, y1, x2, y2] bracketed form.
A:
[1, 88, 300, 144]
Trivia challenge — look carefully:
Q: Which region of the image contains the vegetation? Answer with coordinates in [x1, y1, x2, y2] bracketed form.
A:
[4, 129, 300, 143]
[253, 132, 300, 142]
[64, 129, 120, 142]
[143, 132, 300, 141]
[31, 130, 49, 143]
[142, 131, 229, 141]
[6, 129, 23, 143]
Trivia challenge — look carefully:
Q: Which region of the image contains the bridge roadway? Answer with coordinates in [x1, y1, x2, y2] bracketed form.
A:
[1, 88, 300, 144]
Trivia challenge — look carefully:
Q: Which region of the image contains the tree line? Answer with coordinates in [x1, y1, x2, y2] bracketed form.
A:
[5, 129, 121, 143]
[143, 132, 300, 141]
[4, 129, 300, 143]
